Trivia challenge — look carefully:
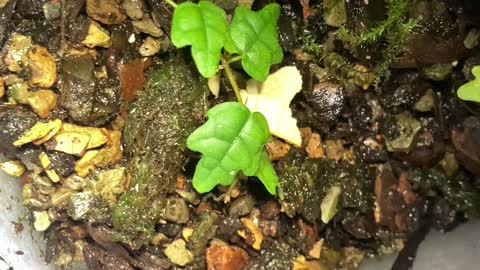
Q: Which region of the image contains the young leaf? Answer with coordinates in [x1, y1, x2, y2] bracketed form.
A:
[225, 3, 283, 81]
[457, 66, 480, 103]
[254, 150, 279, 195]
[171, 1, 227, 78]
[187, 102, 275, 194]
[240, 66, 303, 146]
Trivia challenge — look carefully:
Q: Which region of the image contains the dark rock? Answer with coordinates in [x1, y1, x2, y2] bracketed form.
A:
[0, 106, 38, 156]
[63, 0, 89, 44]
[260, 200, 280, 220]
[188, 212, 219, 256]
[86, 0, 126, 25]
[59, 54, 96, 122]
[341, 211, 375, 239]
[277, 3, 299, 53]
[164, 197, 190, 224]
[380, 72, 429, 110]
[244, 239, 299, 270]
[0, 0, 16, 47]
[60, 55, 120, 125]
[229, 195, 255, 218]
[46, 151, 75, 178]
[304, 82, 344, 129]
[147, 0, 173, 34]
[157, 223, 182, 238]
[15, 0, 46, 18]
[346, 91, 372, 130]
[452, 117, 480, 176]
[16, 145, 42, 171]
[432, 198, 459, 231]
[354, 138, 389, 163]
[394, 127, 445, 167]
[409, 168, 480, 219]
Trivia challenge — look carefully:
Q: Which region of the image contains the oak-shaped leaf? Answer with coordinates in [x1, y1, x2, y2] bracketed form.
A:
[187, 102, 277, 194]
[224, 3, 283, 81]
[241, 66, 303, 146]
[171, 1, 227, 78]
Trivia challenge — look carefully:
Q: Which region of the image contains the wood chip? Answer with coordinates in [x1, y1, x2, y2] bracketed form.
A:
[38, 152, 61, 183]
[397, 172, 416, 205]
[14, 119, 62, 147]
[206, 241, 248, 270]
[27, 45, 57, 88]
[0, 160, 25, 177]
[325, 139, 345, 161]
[237, 218, 263, 250]
[182, 228, 194, 241]
[305, 133, 325, 159]
[119, 59, 145, 102]
[308, 239, 324, 259]
[266, 138, 291, 160]
[0, 77, 4, 98]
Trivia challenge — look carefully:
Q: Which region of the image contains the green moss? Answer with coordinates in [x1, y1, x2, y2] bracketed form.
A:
[112, 52, 208, 248]
[324, 52, 375, 90]
[337, 0, 416, 86]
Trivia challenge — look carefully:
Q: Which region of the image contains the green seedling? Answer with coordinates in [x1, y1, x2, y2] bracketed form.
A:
[187, 102, 278, 194]
[457, 66, 480, 103]
[169, 0, 282, 195]
[224, 4, 283, 81]
[171, 1, 282, 81]
[171, 1, 227, 78]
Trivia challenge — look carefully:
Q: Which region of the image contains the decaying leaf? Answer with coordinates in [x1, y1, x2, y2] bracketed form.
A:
[208, 72, 221, 98]
[14, 119, 62, 147]
[240, 66, 302, 146]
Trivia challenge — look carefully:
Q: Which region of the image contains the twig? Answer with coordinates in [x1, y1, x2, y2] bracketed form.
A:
[163, 0, 178, 8]
[227, 55, 242, 64]
[221, 56, 243, 103]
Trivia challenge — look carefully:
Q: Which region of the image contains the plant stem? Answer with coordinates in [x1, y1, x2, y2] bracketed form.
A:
[227, 55, 242, 64]
[163, 0, 178, 8]
[221, 56, 243, 103]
